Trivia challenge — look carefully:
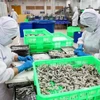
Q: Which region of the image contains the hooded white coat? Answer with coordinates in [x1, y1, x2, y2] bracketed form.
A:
[11, 9, 18, 21]
[0, 16, 19, 100]
[72, 7, 79, 26]
[78, 9, 100, 59]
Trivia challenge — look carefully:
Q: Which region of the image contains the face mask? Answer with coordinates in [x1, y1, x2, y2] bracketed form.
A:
[3, 39, 13, 46]
[85, 27, 94, 32]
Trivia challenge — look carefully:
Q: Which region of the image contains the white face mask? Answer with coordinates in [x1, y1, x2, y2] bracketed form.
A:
[3, 39, 13, 46]
[85, 27, 94, 32]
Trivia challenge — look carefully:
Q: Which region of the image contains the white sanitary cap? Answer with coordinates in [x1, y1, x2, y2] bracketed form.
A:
[12, 9, 14, 11]
[0, 16, 19, 46]
[73, 6, 78, 12]
[80, 9, 99, 30]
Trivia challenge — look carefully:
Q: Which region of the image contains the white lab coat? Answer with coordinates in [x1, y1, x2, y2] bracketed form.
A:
[0, 45, 17, 100]
[0, 16, 19, 100]
[72, 7, 79, 26]
[11, 11, 18, 21]
[78, 30, 100, 55]
[78, 9, 100, 59]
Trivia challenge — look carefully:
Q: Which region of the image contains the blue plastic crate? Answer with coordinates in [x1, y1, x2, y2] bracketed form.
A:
[74, 32, 83, 43]
[32, 20, 55, 33]
[19, 22, 33, 37]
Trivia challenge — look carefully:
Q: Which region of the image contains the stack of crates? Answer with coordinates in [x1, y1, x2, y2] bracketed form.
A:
[24, 29, 53, 53]
[24, 29, 74, 53]
[67, 26, 81, 38]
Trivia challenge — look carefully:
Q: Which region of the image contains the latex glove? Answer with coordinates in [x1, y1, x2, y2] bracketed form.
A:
[74, 44, 83, 55]
[17, 60, 33, 73]
[18, 55, 33, 62]
[77, 44, 83, 50]
[76, 50, 90, 56]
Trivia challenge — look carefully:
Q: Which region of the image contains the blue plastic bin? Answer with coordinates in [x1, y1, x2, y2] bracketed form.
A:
[35, 16, 40, 20]
[19, 22, 33, 37]
[32, 20, 55, 33]
[74, 32, 82, 43]
[55, 20, 70, 25]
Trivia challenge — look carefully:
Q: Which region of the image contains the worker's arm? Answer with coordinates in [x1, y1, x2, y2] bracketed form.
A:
[13, 67, 18, 76]
[12, 52, 18, 61]
[0, 60, 33, 83]
[0, 60, 15, 83]
[14, 55, 18, 61]
[77, 31, 86, 45]
[15, 12, 18, 18]
[0, 50, 19, 83]
[94, 41, 100, 59]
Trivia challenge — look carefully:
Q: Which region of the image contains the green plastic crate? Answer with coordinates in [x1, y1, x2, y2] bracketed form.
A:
[29, 32, 73, 53]
[24, 18, 29, 22]
[67, 26, 81, 37]
[29, 43, 53, 51]
[53, 32, 73, 49]
[33, 56, 100, 100]
[29, 43, 53, 53]
[24, 29, 52, 45]
[30, 48, 53, 54]
[81, 9, 84, 13]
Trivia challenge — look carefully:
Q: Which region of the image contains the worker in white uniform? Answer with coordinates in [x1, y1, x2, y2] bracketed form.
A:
[74, 9, 100, 59]
[0, 16, 33, 100]
[11, 9, 18, 21]
[72, 6, 79, 26]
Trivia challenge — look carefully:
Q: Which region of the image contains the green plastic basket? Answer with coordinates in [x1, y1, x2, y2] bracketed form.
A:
[30, 48, 53, 54]
[33, 56, 100, 100]
[24, 29, 52, 45]
[53, 32, 73, 49]
[24, 18, 29, 22]
[28, 32, 73, 53]
[67, 26, 81, 37]
[29, 43, 53, 53]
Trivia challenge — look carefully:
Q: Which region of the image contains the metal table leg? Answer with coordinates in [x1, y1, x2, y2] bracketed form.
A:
[13, 87, 16, 100]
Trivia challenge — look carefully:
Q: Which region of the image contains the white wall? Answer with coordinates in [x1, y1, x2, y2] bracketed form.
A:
[9, 0, 44, 15]
[70, 0, 79, 10]
[80, 0, 100, 9]
[9, 0, 67, 15]
[0, 2, 7, 17]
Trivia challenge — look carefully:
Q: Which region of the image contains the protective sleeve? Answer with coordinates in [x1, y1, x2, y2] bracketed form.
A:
[12, 52, 18, 61]
[15, 12, 18, 17]
[0, 52, 14, 83]
[7, 47, 18, 61]
[77, 31, 86, 45]
[94, 41, 100, 59]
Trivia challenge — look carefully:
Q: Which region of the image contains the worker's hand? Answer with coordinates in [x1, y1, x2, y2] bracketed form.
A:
[74, 44, 83, 55]
[18, 55, 33, 62]
[77, 44, 83, 50]
[17, 60, 33, 73]
[76, 50, 90, 56]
